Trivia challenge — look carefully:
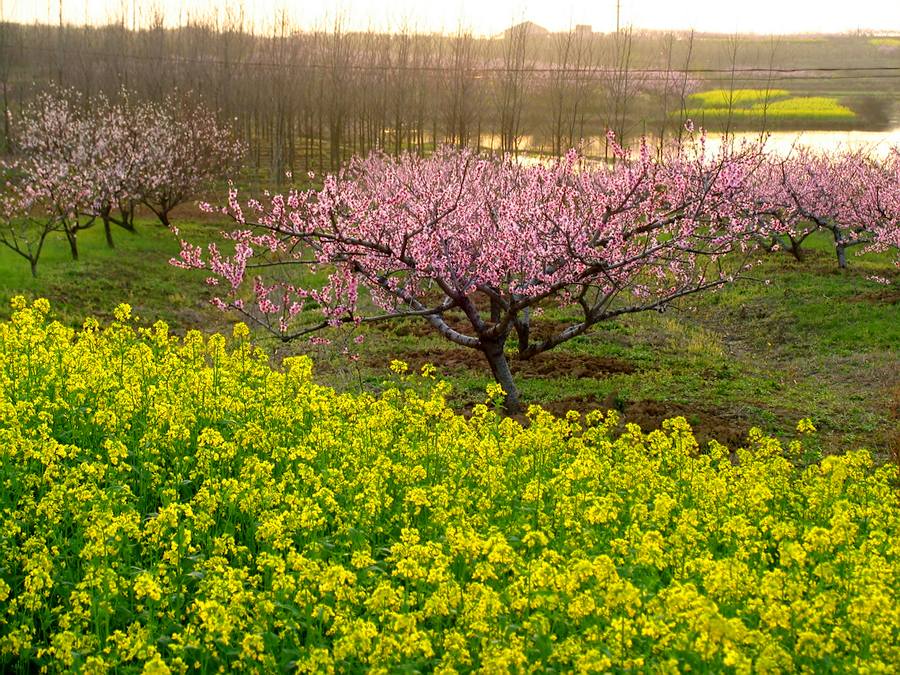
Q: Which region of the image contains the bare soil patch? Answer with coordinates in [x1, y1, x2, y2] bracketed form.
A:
[847, 289, 900, 305]
[366, 348, 634, 380]
[510, 352, 634, 378]
[622, 399, 749, 450]
[545, 396, 750, 450]
[461, 395, 750, 450]
[381, 316, 583, 343]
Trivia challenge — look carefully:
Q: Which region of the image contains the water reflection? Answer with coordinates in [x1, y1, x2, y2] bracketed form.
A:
[482, 127, 900, 163]
[705, 128, 900, 157]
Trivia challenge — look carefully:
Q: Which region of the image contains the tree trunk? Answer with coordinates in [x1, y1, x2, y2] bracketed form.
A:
[833, 229, 848, 269]
[836, 244, 847, 269]
[103, 217, 115, 248]
[2, 80, 9, 152]
[119, 204, 136, 231]
[29, 258, 38, 278]
[65, 230, 78, 260]
[513, 308, 531, 352]
[481, 341, 521, 413]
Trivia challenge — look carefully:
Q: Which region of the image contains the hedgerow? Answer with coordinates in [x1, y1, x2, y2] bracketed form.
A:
[1, 300, 898, 672]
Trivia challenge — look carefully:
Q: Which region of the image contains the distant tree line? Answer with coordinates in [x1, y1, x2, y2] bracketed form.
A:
[0, 16, 712, 178]
[1, 13, 896, 176]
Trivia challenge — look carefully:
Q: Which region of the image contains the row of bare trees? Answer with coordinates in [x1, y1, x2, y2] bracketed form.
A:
[0, 15, 703, 178]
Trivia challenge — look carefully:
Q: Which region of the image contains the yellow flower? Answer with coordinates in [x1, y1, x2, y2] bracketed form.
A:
[113, 303, 133, 322]
[796, 417, 817, 434]
[141, 654, 171, 675]
[1, 301, 897, 673]
[389, 359, 409, 374]
[485, 382, 506, 405]
[133, 573, 163, 602]
[33, 297, 51, 315]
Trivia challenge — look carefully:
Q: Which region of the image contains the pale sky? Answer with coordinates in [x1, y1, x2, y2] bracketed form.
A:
[3, 0, 900, 36]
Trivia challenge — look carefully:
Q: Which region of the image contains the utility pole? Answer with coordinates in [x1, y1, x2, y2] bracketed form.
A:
[57, 0, 64, 84]
[616, 0, 621, 34]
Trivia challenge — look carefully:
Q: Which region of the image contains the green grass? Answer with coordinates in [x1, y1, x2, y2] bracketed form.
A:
[0, 219, 226, 332]
[1, 222, 897, 457]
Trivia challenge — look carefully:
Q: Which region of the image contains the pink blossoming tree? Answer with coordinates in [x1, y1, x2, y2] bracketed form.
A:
[862, 148, 900, 265]
[0, 160, 83, 277]
[176, 135, 774, 411]
[11, 89, 99, 259]
[82, 94, 152, 245]
[4, 87, 244, 269]
[136, 94, 245, 228]
[756, 146, 900, 268]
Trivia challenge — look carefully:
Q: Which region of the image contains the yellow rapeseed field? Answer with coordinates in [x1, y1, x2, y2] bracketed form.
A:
[0, 299, 898, 673]
[683, 89, 856, 124]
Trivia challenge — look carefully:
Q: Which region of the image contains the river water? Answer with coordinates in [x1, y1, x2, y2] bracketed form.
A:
[704, 128, 900, 157]
[485, 125, 900, 163]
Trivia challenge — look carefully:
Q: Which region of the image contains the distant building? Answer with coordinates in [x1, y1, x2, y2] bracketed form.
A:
[497, 22, 550, 40]
[574, 24, 593, 35]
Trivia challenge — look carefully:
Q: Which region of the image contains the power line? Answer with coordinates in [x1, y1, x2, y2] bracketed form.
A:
[4, 42, 900, 79]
